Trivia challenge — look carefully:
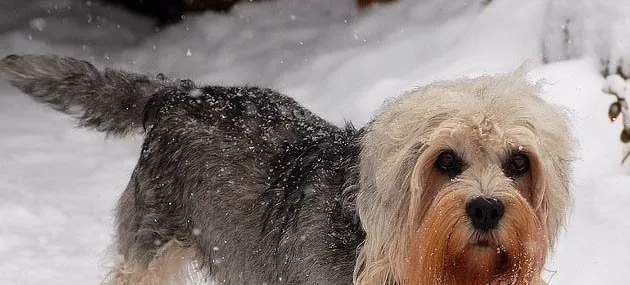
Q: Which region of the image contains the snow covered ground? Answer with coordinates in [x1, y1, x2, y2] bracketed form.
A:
[0, 0, 629, 284]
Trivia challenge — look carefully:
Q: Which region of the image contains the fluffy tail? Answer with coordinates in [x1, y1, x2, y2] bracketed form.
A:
[0, 54, 172, 136]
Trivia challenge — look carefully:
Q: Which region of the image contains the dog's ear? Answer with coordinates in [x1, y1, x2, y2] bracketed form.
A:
[0, 54, 171, 136]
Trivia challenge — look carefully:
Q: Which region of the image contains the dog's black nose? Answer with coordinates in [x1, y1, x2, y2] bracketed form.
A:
[466, 197, 504, 231]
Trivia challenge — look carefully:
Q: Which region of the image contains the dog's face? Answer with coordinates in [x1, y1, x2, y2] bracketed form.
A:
[355, 72, 571, 285]
[407, 110, 556, 285]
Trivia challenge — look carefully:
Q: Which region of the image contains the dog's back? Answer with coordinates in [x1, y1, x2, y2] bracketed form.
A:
[1, 54, 363, 285]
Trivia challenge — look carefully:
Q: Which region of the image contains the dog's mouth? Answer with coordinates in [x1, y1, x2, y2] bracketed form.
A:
[468, 241, 511, 276]
[471, 239, 510, 266]
[469, 235, 497, 248]
[449, 238, 511, 284]
[474, 239, 492, 248]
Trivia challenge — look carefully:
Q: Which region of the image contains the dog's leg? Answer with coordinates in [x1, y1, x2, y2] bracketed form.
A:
[107, 169, 199, 285]
[108, 240, 193, 285]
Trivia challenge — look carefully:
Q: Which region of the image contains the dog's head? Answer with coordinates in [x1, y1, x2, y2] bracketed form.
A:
[355, 71, 572, 285]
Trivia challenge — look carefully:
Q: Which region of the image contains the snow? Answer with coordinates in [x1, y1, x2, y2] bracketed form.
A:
[0, 0, 629, 284]
[533, 61, 630, 284]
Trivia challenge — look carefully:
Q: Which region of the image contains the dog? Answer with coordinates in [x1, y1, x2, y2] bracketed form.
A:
[0, 55, 572, 285]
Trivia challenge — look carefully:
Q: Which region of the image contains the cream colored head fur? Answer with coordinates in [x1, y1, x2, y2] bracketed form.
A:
[354, 70, 572, 285]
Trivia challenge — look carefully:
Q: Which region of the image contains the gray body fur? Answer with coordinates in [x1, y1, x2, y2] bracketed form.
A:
[1, 55, 364, 284]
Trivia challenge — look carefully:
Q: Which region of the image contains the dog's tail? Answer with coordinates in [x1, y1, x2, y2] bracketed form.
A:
[0, 54, 171, 136]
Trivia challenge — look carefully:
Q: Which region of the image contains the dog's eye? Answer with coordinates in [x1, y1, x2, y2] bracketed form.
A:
[435, 150, 462, 178]
[507, 153, 530, 177]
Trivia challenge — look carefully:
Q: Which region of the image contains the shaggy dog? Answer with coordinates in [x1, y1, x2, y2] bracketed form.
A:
[0, 55, 572, 285]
